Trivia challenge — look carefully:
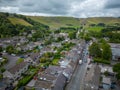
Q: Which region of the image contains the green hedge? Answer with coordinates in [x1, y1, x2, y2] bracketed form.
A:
[94, 58, 110, 64]
[17, 70, 37, 88]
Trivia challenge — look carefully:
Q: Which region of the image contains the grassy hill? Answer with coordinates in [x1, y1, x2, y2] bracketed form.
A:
[80, 17, 120, 32]
[0, 12, 49, 38]
[1, 12, 119, 30]
[80, 17, 120, 25]
[27, 16, 80, 29]
[28, 16, 120, 29]
[8, 17, 32, 26]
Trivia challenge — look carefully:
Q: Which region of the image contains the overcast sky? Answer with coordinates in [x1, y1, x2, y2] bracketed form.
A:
[0, 0, 120, 18]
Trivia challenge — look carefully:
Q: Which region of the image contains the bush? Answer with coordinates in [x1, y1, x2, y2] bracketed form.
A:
[113, 63, 120, 80]
[17, 72, 36, 88]
[0, 74, 3, 80]
[104, 71, 109, 76]
[94, 58, 110, 64]
[52, 59, 59, 65]
[0, 67, 6, 73]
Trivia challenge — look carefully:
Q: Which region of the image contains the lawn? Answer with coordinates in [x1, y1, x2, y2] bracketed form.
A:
[86, 26, 104, 32]
[16, 58, 24, 64]
[8, 17, 32, 26]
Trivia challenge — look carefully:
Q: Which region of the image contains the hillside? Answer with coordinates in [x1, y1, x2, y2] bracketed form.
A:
[80, 17, 120, 25]
[1, 12, 120, 31]
[0, 12, 49, 38]
[28, 16, 80, 29]
[28, 16, 120, 29]
[8, 17, 32, 26]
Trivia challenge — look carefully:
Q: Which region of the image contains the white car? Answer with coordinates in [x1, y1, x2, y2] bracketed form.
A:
[11, 54, 16, 56]
[79, 60, 82, 64]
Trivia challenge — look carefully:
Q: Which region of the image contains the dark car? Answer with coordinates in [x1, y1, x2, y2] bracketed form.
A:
[111, 83, 116, 89]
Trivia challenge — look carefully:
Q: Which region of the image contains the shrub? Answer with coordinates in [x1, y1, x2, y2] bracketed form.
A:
[0, 67, 6, 73]
[94, 58, 110, 64]
[17, 72, 36, 88]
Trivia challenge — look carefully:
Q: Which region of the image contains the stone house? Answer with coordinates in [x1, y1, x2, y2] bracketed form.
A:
[3, 62, 29, 82]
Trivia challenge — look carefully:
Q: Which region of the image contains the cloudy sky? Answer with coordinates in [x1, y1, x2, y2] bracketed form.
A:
[0, 0, 120, 17]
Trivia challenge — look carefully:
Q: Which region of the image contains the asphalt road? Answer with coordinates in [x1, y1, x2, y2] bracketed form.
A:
[65, 44, 89, 90]
[3, 53, 19, 69]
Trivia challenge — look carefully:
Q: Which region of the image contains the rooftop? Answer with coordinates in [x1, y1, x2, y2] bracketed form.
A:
[84, 64, 101, 90]
[45, 66, 64, 76]
[109, 43, 120, 48]
[111, 48, 120, 56]
[52, 73, 67, 90]
[102, 77, 111, 85]
[38, 73, 57, 82]
[35, 80, 53, 89]
[8, 61, 28, 74]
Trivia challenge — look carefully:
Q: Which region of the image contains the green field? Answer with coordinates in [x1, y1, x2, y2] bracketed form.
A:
[86, 26, 104, 32]
[80, 17, 120, 25]
[27, 16, 80, 29]
[8, 17, 32, 26]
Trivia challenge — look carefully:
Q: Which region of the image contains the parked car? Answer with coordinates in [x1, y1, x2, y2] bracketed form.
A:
[11, 54, 16, 56]
[79, 60, 82, 65]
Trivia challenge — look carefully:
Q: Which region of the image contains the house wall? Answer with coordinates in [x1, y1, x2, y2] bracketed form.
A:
[13, 64, 29, 81]
[103, 83, 111, 90]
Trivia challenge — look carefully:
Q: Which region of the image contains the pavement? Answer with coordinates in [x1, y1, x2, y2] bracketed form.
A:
[65, 43, 89, 90]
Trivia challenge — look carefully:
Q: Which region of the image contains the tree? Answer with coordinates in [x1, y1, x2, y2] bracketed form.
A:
[44, 40, 52, 45]
[0, 46, 2, 52]
[0, 74, 3, 80]
[89, 42, 102, 57]
[113, 63, 120, 80]
[56, 36, 65, 42]
[84, 34, 91, 41]
[102, 43, 112, 60]
[113, 63, 120, 72]
[40, 57, 48, 63]
[0, 67, 6, 73]
[6, 45, 14, 54]
[78, 32, 84, 39]
[44, 52, 54, 58]
[68, 31, 76, 39]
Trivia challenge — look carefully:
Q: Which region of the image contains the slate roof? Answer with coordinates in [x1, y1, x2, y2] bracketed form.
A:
[30, 53, 39, 61]
[8, 62, 28, 74]
[45, 66, 64, 76]
[84, 64, 101, 90]
[33, 66, 67, 90]
[102, 77, 111, 85]
[111, 48, 120, 57]
[52, 73, 67, 90]
[35, 80, 53, 89]
[38, 73, 57, 82]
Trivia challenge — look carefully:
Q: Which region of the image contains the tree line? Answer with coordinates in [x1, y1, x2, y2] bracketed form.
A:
[89, 26, 120, 43]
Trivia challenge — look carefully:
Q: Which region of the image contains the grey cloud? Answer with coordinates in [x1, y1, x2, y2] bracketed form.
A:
[16, 0, 72, 15]
[0, 0, 17, 6]
[105, 0, 120, 9]
[0, 0, 120, 17]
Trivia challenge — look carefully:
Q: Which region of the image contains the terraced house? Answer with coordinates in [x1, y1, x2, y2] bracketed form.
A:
[3, 62, 29, 82]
